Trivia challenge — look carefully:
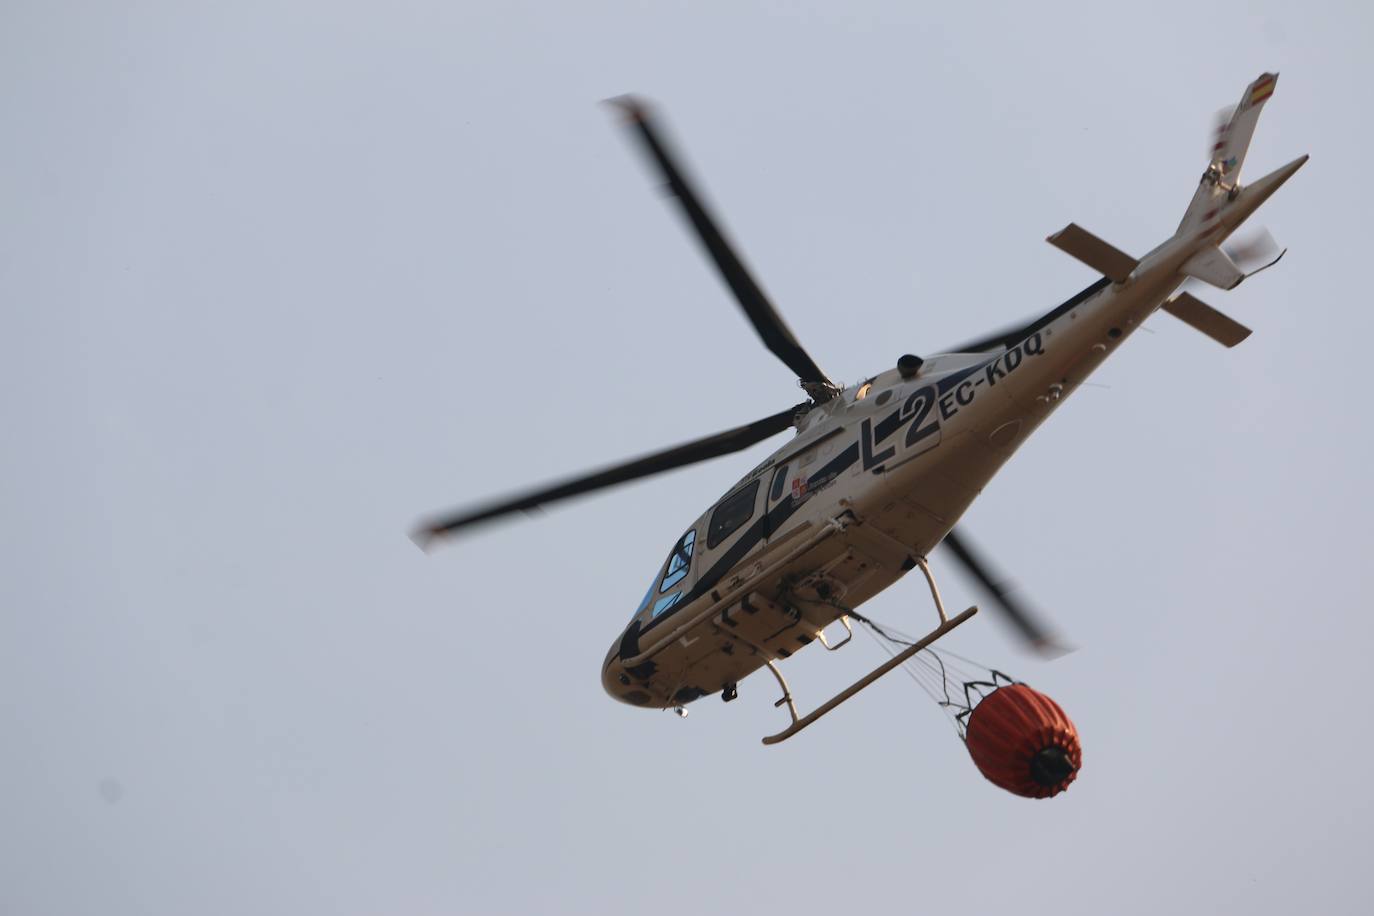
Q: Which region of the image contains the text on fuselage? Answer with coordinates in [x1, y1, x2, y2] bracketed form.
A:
[860, 332, 1044, 471]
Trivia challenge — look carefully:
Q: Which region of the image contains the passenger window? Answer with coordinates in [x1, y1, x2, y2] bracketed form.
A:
[769, 464, 790, 502]
[707, 480, 760, 549]
[659, 529, 697, 593]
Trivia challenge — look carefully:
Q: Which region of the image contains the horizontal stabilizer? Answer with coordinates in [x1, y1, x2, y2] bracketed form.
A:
[1181, 245, 1245, 290]
[1046, 223, 1138, 283]
[1161, 292, 1252, 347]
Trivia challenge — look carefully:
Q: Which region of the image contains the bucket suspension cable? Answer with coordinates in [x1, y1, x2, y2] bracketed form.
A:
[831, 600, 1083, 799]
[840, 602, 1014, 737]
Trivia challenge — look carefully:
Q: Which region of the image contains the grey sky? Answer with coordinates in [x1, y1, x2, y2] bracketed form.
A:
[4, 2, 1372, 914]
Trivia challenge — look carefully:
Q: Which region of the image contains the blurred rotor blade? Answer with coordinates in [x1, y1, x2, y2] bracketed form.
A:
[1181, 227, 1284, 295]
[1208, 105, 1237, 162]
[939, 319, 1035, 355]
[940, 528, 1070, 656]
[609, 96, 837, 399]
[1223, 227, 1279, 269]
[938, 276, 1116, 356]
[414, 404, 802, 548]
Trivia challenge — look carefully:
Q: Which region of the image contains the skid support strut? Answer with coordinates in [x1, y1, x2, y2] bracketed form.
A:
[761, 556, 976, 746]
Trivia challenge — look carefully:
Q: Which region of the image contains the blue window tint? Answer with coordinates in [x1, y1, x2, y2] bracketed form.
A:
[658, 529, 697, 593]
[633, 576, 657, 618]
[652, 592, 683, 618]
[634, 529, 698, 621]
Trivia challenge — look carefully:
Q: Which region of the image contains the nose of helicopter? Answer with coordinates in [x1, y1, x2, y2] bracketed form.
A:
[602, 625, 655, 706]
[601, 655, 630, 702]
[601, 641, 624, 692]
[602, 656, 651, 707]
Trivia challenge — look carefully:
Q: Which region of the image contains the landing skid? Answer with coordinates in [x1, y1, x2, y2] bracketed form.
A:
[761, 557, 977, 746]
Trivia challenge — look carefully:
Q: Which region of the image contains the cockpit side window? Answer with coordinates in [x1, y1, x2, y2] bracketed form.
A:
[707, 480, 760, 549]
[633, 527, 696, 620]
[659, 529, 696, 593]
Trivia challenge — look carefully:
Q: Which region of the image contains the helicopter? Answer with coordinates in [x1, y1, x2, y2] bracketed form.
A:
[415, 72, 1305, 747]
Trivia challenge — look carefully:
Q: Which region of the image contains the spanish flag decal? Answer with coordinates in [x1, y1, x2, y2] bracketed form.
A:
[1248, 73, 1277, 108]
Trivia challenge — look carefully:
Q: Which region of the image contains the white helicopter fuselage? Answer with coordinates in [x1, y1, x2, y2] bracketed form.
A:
[602, 149, 1306, 710]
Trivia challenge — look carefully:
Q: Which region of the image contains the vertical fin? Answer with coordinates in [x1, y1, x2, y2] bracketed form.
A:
[1213, 72, 1278, 184]
[1178, 72, 1280, 236]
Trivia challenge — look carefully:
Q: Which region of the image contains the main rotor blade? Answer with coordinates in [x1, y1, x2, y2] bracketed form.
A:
[609, 97, 836, 398]
[940, 528, 1069, 656]
[938, 319, 1034, 355]
[414, 405, 802, 548]
[938, 276, 1116, 356]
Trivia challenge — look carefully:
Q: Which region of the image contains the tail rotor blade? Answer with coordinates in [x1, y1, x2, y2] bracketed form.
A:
[1223, 227, 1279, 270]
[1208, 104, 1237, 162]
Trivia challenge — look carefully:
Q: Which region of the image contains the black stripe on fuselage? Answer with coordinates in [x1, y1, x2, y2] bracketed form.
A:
[636, 440, 861, 641]
[633, 362, 993, 643]
[941, 277, 1111, 354]
[628, 281, 1110, 648]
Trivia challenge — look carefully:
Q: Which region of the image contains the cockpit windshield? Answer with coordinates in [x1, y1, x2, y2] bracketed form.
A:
[633, 528, 697, 621]
[660, 530, 696, 592]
